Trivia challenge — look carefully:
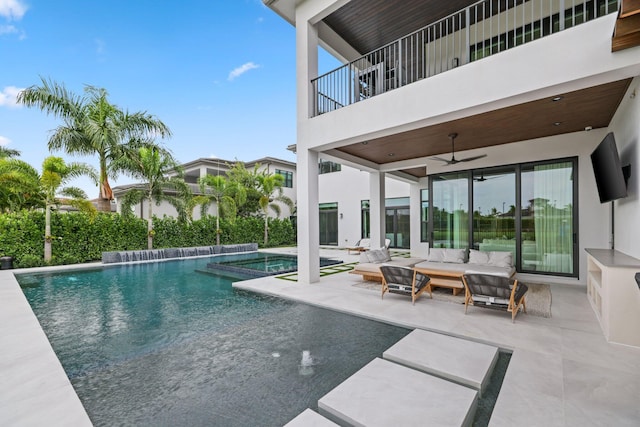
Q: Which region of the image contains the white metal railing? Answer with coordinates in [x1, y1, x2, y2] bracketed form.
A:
[311, 0, 620, 117]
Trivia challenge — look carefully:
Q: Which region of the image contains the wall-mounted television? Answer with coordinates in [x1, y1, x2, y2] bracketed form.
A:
[590, 132, 629, 204]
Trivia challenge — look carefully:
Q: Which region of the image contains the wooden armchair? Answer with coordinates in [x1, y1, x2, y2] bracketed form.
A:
[380, 265, 432, 305]
[461, 274, 528, 323]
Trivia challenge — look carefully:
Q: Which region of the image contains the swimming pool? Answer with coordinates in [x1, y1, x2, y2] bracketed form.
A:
[205, 252, 343, 277]
[18, 254, 409, 426]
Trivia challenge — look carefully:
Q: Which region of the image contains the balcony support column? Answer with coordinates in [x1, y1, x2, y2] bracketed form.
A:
[369, 171, 386, 249]
[297, 148, 320, 284]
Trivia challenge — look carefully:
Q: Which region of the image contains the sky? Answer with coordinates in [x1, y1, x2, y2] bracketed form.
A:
[0, 0, 321, 198]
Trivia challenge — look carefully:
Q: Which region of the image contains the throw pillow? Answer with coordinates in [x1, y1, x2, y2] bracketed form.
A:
[468, 249, 491, 265]
[443, 248, 465, 264]
[368, 248, 391, 263]
[489, 251, 513, 268]
[426, 248, 445, 262]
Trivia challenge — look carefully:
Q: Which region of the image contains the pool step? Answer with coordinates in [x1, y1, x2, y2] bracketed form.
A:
[318, 357, 478, 427]
[383, 329, 499, 397]
[284, 409, 339, 426]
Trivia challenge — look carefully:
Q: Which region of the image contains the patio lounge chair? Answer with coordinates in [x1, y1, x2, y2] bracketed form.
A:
[346, 238, 391, 254]
[347, 238, 371, 254]
[380, 265, 432, 305]
[461, 274, 528, 323]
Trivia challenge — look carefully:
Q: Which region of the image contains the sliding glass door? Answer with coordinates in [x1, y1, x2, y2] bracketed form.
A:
[521, 161, 576, 274]
[427, 158, 577, 276]
[432, 173, 468, 249]
[472, 168, 516, 258]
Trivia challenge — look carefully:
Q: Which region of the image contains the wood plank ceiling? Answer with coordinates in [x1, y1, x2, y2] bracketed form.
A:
[322, 0, 477, 55]
[336, 79, 632, 178]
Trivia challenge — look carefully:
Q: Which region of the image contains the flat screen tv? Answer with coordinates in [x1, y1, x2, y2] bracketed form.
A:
[590, 132, 628, 203]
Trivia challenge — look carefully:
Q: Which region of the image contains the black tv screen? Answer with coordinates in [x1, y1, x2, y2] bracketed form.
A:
[591, 132, 628, 203]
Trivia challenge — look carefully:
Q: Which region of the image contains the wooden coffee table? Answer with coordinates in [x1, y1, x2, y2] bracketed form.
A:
[412, 267, 465, 296]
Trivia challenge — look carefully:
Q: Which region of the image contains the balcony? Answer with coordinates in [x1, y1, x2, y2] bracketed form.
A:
[312, 0, 620, 117]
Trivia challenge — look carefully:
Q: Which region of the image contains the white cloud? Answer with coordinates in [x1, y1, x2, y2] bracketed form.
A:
[0, 23, 16, 34]
[227, 62, 260, 81]
[0, 0, 28, 21]
[0, 85, 24, 108]
[0, 135, 11, 146]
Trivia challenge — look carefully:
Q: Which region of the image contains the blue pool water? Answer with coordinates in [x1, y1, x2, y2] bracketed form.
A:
[18, 254, 409, 426]
[205, 252, 343, 277]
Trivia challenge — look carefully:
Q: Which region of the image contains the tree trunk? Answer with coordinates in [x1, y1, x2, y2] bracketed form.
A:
[96, 197, 112, 212]
[264, 215, 269, 247]
[44, 204, 52, 263]
[147, 197, 153, 250]
[216, 203, 220, 246]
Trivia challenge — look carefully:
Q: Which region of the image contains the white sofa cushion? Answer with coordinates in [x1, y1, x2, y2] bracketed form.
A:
[426, 248, 445, 262]
[414, 260, 515, 278]
[359, 248, 392, 264]
[443, 248, 465, 264]
[488, 251, 513, 268]
[468, 249, 490, 265]
[427, 248, 465, 263]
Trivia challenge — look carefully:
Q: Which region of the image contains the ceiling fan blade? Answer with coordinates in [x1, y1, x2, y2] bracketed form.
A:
[458, 154, 488, 163]
[430, 156, 453, 163]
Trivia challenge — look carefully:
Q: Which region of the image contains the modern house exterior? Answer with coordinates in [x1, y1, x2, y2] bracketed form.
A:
[264, 0, 640, 287]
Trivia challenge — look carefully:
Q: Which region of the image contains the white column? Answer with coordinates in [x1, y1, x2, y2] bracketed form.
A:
[369, 171, 386, 248]
[296, 9, 320, 284]
[297, 148, 320, 284]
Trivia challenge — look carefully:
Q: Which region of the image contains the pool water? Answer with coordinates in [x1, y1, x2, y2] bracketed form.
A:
[18, 255, 410, 426]
[205, 252, 343, 277]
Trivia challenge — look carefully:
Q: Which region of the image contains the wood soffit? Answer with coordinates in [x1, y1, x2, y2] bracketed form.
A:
[335, 79, 632, 178]
[323, 0, 477, 55]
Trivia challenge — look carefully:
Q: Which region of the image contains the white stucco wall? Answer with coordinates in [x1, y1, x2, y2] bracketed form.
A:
[318, 166, 409, 247]
[609, 77, 640, 259]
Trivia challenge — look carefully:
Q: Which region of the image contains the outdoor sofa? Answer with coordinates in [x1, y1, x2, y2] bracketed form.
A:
[351, 247, 515, 296]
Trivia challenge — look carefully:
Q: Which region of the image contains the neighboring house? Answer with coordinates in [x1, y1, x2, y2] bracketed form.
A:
[112, 157, 297, 221]
[264, 0, 640, 285]
[113, 154, 415, 248]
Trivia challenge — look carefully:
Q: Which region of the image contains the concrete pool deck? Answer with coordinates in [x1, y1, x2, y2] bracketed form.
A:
[237, 248, 640, 426]
[1, 250, 639, 426]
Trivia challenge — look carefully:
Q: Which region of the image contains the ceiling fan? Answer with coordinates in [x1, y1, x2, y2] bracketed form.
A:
[473, 172, 496, 182]
[431, 133, 487, 165]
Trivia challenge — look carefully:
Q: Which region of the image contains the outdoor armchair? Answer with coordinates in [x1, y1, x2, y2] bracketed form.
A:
[461, 274, 528, 323]
[380, 265, 432, 305]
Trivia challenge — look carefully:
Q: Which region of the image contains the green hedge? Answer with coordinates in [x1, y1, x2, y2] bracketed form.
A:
[0, 211, 295, 268]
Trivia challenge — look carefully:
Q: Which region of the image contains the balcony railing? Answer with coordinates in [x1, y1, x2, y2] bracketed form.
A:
[311, 0, 620, 117]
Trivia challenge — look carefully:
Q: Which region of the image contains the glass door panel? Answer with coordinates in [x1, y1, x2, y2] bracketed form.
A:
[319, 203, 338, 246]
[472, 168, 516, 258]
[432, 173, 469, 249]
[521, 161, 575, 274]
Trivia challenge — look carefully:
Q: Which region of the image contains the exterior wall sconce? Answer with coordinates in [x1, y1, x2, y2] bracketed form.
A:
[340, 213, 344, 219]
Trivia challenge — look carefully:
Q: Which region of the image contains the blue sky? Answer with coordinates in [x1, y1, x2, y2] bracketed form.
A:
[0, 0, 321, 197]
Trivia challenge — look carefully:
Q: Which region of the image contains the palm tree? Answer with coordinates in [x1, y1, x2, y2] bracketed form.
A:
[0, 148, 42, 212]
[256, 172, 294, 246]
[17, 77, 172, 212]
[40, 156, 97, 262]
[198, 175, 246, 245]
[114, 145, 190, 249]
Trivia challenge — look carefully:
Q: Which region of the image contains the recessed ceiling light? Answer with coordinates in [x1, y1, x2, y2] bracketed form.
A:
[554, 122, 562, 126]
[388, 153, 395, 157]
[362, 141, 368, 145]
[552, 96, 563, 102]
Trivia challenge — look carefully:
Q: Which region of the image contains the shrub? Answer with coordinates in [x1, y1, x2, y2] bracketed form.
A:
[0, 211, 295, 267]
